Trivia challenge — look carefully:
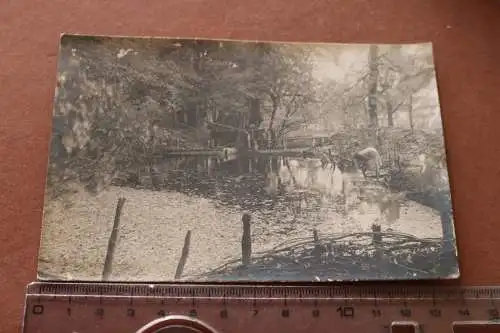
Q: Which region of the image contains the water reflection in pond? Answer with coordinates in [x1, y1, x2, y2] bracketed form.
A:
[113, 150, 447, 243]
[114, 154, 349, 236]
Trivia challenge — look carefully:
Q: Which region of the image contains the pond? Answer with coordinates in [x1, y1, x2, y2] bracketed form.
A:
[113, 153, 443, 240]
[40, 153, 447, 281]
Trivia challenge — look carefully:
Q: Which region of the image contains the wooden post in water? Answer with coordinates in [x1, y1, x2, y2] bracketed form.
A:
[241, 213, 252, 267]
[174, 230, 192, 279]
[102, 197, 126, 281]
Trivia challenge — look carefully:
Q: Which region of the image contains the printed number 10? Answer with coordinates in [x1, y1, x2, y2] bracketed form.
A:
[337, 306, 355, 318]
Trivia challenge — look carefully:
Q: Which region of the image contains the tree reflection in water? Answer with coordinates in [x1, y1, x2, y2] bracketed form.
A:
[114, 154, 346, 229]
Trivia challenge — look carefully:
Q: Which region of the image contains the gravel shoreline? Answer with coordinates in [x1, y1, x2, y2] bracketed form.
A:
[38, 185, 443, 281]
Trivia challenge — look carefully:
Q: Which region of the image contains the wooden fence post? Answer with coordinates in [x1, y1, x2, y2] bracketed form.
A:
[102, 197, 126, 281]
[312, 229, 323, 264]
[174, 230, 192, 279]
[241, 213, 252, 267]
[371, 223, 382, 260]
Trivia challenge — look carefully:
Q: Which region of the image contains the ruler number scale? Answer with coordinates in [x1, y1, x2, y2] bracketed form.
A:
[23, 283, 500, 333]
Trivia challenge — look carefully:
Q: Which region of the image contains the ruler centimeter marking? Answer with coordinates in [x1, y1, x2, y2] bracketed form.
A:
[26, 283, 500, 299]
[23, 282, 500, 333]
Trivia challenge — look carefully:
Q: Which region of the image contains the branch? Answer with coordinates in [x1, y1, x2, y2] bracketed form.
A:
[413, 103, 438, 111]
[390, 97, 409, 115]
[276, 95, 299, 135]
[396, 67, 434, 88]
[280, 120, 305, 136]
[338, 50, 392, 90]
[390, 75, 435, 115]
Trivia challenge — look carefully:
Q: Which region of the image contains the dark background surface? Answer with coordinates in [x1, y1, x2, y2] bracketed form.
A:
[1, 1, 499, 332]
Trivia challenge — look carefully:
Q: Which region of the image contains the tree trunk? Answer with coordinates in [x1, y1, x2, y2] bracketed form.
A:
[173, 110, 178, 126]
[408, 94, 414, 134]
[268, 94, 279, 148]
[386, 100, 394, 127]
[368, 45, 379, 128]
[268, 95, 278, 129]
[249, 97, 263, 128]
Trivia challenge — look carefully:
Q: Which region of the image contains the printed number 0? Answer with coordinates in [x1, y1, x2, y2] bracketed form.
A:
[32, 305, 44, 315]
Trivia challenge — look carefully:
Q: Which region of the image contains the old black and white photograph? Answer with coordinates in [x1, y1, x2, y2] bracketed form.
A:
[37, 35, 459, 282]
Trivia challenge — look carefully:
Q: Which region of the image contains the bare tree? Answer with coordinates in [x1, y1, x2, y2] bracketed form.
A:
[258, 45, 317, 147]
[367, 45, 379, 128]
[377, 45, 435, 128]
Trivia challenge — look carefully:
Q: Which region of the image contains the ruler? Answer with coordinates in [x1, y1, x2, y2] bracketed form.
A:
[22, 282, 500, 333]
